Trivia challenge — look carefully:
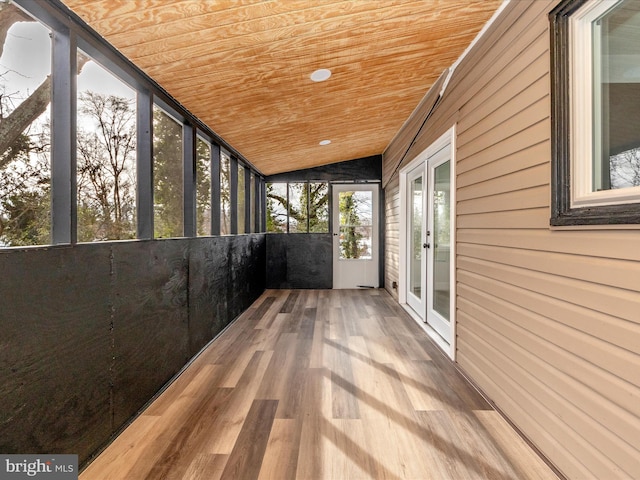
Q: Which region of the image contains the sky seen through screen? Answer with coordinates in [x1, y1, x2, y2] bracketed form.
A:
[1, 20, 135, 108]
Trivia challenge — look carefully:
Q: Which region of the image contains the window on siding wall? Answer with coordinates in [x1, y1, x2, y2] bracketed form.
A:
[266, 181, 329, 233]
[0, 5, 51, 247]
[153, 106, 184, 238]
[77, 52, 137, 242]
[551, 0, 640, 225]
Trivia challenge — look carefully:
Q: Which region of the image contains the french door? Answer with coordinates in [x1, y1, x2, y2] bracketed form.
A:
[426, 148, 451, 344]
[407, 164, 426, 315]
[403, 131, 454, 349]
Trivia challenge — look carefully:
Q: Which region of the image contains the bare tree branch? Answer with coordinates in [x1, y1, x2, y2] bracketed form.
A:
[0, 75, 49, 168]
[0, 50, 90, 170]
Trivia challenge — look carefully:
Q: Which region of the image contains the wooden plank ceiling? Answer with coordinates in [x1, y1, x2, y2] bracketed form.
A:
[62, 0, 502, 175]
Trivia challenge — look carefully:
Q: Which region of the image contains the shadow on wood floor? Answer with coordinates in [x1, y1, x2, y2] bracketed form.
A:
[81, 289, 558, 480]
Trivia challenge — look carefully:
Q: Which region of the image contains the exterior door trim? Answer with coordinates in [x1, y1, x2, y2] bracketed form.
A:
[332, 183, 380, 289]
[399, 125, 456, 360]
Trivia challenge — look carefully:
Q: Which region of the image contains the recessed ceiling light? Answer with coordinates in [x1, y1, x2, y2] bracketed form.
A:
[319, 140, 331, 146]
[310, 68, 332, 82]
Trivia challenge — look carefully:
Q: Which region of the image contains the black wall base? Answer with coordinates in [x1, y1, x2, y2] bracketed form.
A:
[266, 234, 332, 289]
[0, 235, 265, 466]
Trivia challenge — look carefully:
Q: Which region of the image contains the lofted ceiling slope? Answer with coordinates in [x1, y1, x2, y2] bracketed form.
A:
[62, 0, 502, 175]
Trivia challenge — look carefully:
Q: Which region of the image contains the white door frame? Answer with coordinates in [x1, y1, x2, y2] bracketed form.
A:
[332, 183, 380, 289]
[399, 126, 456, 359]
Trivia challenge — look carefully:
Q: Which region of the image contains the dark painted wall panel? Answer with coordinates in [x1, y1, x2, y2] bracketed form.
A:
[0, 245, 112, 462]
[189, 235, 266, 349]
[110, 240, 191, 428]
[188, 239, 224, 355]
[265, 236, 287, 288]
[265, 155, 382, 182]
[229, 235, 267, 320]
[0, 235, 266, 466]
[266, 234, 332, 289]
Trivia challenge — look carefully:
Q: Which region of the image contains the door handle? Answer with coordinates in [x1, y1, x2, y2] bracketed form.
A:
[423, 243, 430, 249]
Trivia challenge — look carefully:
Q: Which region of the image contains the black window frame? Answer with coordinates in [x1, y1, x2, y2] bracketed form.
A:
[550, 0, 640, 226]
[2, 0, 264, 248]
[265, 180, 329, 234]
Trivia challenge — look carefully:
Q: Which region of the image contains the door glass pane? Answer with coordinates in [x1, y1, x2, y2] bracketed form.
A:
[410, 175, 423, 299]
[432, 161, 450, 319]
[593, 0, 640, 191]
[338, 190, 372, 259]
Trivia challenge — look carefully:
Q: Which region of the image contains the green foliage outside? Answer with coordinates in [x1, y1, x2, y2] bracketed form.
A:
[77, 92, 136, 242]
[308, 183, 329, 233]
[0, 3, 52, 246]
[195, 138, 212, 236]
[0, 85, 192, 244]
[338, 191, 370, 259]
[153, 107, 183, 239]
[266, 182, 328, 233]
[266, 183, 286, 233]
[0, 127, 50, 246]
[220, 153, 231, 234]
[238, 165, 245, 233]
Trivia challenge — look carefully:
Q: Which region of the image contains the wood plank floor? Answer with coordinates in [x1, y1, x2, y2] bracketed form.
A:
[81, 289, 558, 480]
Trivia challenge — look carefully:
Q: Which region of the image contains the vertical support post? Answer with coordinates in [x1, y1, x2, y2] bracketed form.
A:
[51, 27, 76, 244]
[210, 144, 221, 236]
[230, 156, 238, 234]
[137, 90, 153, 239]
[183, 123, 196, 237]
